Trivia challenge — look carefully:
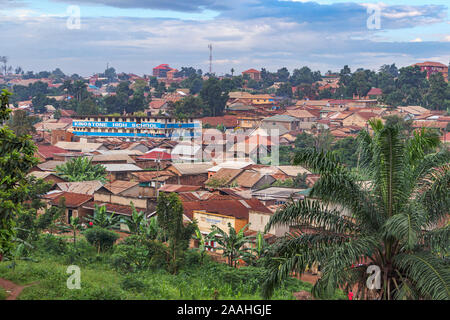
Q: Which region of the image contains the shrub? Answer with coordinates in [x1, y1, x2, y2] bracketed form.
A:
[121, 275, 147, 292]
[110, 235, 168, 272]
[34, 234, 67, 256]
[84, 227, 119, 252]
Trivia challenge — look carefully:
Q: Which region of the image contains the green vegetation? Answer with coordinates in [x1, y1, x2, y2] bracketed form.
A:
[0, 287, 6, 300]
[0, 89, 39, 257]
[263, 120, 450, 300]
[55, 157, 107, 182]
[0, 233, 318, 300]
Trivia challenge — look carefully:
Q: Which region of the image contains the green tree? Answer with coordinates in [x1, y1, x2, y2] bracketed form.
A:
[0, 90, 39, 257]
[209, 223, 253, 268]
[200, 77, 229, 117]
[55, 157, 107, 182]
[156, 192, 197, 274]
[6, 109, 38, 136]
[262, 120, 449, 300]
[425, 73, 450, 111]
[86, 204, 121, 230]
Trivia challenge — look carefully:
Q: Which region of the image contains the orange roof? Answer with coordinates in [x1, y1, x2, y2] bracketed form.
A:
[242, 69, 260, 74]
[414, 61, 447, 68]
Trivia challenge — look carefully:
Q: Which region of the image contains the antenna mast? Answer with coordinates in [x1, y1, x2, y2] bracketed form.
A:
[208, 44, 212, 74]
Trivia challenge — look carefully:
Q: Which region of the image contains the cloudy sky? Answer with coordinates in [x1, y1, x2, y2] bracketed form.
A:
[0, 0, 449, 76]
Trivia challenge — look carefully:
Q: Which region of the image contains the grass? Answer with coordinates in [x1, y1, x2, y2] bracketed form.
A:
[0, 259, 313, 300]
[0, 234, 345, 300]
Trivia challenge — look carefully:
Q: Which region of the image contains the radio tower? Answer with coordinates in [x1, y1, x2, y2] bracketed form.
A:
[208, 44, 212, 74]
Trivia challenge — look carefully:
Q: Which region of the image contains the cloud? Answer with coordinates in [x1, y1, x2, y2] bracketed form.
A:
[50, 0, 230, 12]
[1, 12, 449, 76]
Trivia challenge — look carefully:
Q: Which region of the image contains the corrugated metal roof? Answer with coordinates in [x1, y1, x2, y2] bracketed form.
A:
[57, 180, 103, 195]
[103, 164, 143, 172]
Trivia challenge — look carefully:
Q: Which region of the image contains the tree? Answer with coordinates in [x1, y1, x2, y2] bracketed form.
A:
[276, 67, 290, 82]
[6, 109, 38, 136]
[124, 202, 147, 235]
[86, 204, 121, 230]
[425, 73, 450, 111]
[200, 77, 228, 117]
[262, 120, 449, 300]
[156, 192, 197, 274]
[0, 90, 39, 257]
[209, 223, 253, 268]
[55, 157, 107, 182]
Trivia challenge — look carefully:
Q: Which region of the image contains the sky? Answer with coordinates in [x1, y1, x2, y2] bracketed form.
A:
[0, 0, 449, 76]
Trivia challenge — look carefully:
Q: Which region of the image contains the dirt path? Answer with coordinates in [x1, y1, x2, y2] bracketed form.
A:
[0, 278, 38, 300]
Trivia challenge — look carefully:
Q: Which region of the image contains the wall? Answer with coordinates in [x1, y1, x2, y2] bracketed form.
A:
[248, 211, 289, 237]
[193, 211, 236, 234]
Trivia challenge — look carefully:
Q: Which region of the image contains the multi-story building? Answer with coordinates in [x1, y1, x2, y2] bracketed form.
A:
[72, 115, 200, 139]
[414, 61, 448, 81]
[152, 64, 174, 78]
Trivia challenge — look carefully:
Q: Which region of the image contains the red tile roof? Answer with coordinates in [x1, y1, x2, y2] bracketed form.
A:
[46, 192, 93, 208]
[37, 144, 70, 160]
[367, 88, 382, 96]
[137, 150, 172, 160]
[200, 115, 238, 128]
[242, 69, 260, 74]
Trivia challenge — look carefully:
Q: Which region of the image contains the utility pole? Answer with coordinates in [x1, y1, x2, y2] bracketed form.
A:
[208, 44, 212, 75]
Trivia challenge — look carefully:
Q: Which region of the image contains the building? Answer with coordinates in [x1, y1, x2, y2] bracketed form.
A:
[242, 69, 261, 81]
[152, 64, 174, 78]
[413, 61, 448, 81]
[72, 115, 200, 139]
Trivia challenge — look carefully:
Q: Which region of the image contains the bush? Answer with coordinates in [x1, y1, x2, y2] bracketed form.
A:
[110, 235, 168, 272]
[121, 275, 147, 292]
[83, 227, 119, 252]
[34, 234, 67, 256]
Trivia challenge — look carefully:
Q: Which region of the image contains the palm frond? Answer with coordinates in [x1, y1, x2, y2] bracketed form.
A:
[393, 252, 450, 300]
[265, 199, 359, 235]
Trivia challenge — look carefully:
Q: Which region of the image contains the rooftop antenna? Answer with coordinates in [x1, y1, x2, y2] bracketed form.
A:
[208, 44, 212, 74]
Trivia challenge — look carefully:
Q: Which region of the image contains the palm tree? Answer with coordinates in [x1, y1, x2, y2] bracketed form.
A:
[209, 223, 253, 268]
[124, 202, 147, 235]
[86, 204, 121, 230]
[262, 120, 449, 300]
[55, 157, 107, 183]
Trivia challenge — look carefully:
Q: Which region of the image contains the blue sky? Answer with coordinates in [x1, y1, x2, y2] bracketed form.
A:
[0, 0, 449, 76]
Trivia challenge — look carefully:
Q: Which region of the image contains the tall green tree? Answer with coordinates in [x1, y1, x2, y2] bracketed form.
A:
[262, 120, 449, 300]
[156, 192, 196, 274]
[0, 90, 39, 257]
[200, 77, 229, 117]
[55, 157, 107, 182]
[6, 109, 38, 137]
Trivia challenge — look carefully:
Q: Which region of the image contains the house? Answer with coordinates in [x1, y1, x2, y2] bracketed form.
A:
[103, 163, 143, 181]
[262, 114, 299, 131]
[413, 61, 448, 81]
[43, 191, 93, 223]
[83, 182, 155, 223]
[366, 88, 383, 99]
[32, 160, 66, 172]
[131, 170, 177, 196]
[27, 171, 66, 187]
[182, 197, 271, 238]
[166, 162, 213, 186]
[153, 64, 174, 78]
[342, 112, 380, 128]
[252, 187, 308, 206]
[55, 140, 107, 153]
[171, 143, 203, 162]
[284, 109, 318, 123]
[56, 180, 104, 195]
[200, 115, 238, 129]
[242, 69, 261, 81]
[35, 144, 71, 162]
